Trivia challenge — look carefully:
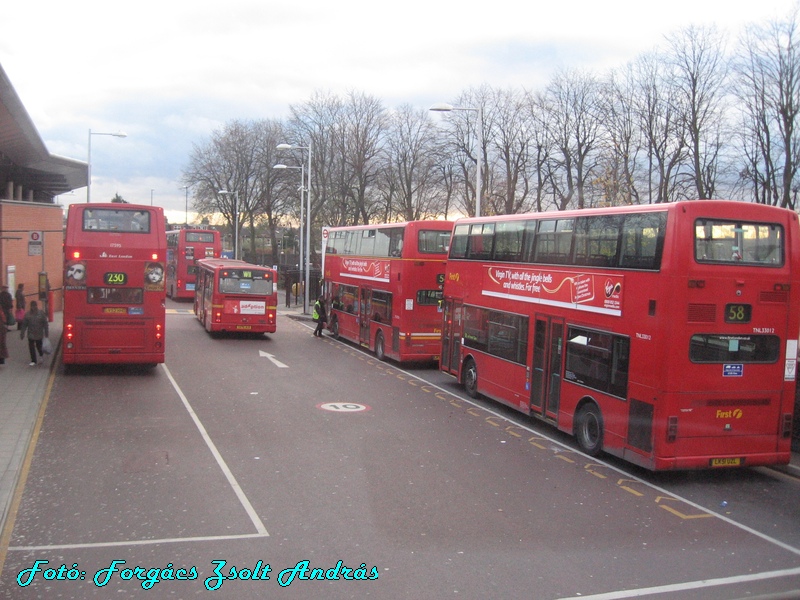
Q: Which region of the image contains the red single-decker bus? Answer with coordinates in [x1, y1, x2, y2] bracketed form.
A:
[194, 258, 277, 334]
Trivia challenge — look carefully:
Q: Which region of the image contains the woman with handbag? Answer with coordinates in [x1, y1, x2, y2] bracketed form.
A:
[19, 300, 49, 366]
[15, 283, 25, 330]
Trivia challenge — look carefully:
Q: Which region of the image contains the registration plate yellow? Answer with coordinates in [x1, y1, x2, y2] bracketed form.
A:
[710, 457, 742, 467]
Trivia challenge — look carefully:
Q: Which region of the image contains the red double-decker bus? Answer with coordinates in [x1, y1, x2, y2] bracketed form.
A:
[166, 228, 222, 300]
[322, 220, 453, 362]
[63, 203, 167, 366]
[194, 258, 277, 334]
[440, 200, 799, 471]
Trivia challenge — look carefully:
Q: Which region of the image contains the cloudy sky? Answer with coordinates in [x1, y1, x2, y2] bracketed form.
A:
[1, 0, 797, 223]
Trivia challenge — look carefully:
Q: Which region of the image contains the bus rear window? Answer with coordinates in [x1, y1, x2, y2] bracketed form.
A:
[87, 287, 144, 304]
[418, 229, 451, 254]
[695, 219, 783, 266]
[689, 334, 780, 363]
[219, 275, 274, 295]
[83, 209, 151, 233]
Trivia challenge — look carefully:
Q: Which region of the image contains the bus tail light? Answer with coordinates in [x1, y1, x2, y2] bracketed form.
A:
[781, 413, 793, 438]
[65, 323, 74, 348]
[268, 311, 275, 322]
[214, 311, 221, 323]
[151, 253, 159, 260]
[71, 251, 81, 259]
[667, 416, 678, 442]
[155, 323, 163, 340]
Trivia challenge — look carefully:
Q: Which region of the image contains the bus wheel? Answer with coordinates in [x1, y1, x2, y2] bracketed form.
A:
[375, 331, 386, 361]
[575, 403, 604, 456]
[463, 358, 478, 398]
[331, 318, 340, 340]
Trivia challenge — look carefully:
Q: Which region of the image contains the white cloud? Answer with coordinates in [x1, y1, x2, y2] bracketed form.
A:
[2, 0, 797, 216]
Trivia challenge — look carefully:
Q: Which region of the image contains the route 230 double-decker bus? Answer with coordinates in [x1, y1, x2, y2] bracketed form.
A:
[322, 220, 454, 363]
[194, 258, 277, 335]
[440, 200, 799, 471]
[63, 203, 167, 366]
[166, 228, 221, 300]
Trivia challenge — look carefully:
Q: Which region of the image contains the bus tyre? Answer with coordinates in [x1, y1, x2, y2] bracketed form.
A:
[463, 358, 479, 398]
[331, 317, 340, 340]
[575, 403, 604, 456]
[375, 331, 386, 361]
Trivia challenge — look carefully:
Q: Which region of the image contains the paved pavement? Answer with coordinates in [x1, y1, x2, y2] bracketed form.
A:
[0, 311, 62, 538]
[0, 305, 798, 539]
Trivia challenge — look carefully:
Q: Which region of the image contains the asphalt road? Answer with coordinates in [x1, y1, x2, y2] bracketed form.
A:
[0, 303, 799, 599]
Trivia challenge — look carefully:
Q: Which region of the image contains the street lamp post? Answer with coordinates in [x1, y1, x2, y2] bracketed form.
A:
[218, 190, 239, 260]
[277, 142, 312, 315]
[429, 103, 483, 217]
[87, 129, 127, 203]
[273, 163, 305, 308]
[182, 186, 189, 225]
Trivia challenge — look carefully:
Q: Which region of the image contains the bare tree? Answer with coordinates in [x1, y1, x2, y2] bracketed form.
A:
[734, 10, 800, 208]
[487, 87, 533, 214]
[544, 70, 603, 210]
[381, 104, 447, 221]
[598, 65, 644, 205]
[667, 25, 729, 199]
[630, 52, 688, 203]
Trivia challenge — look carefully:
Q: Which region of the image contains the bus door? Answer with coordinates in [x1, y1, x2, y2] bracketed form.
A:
[359, 287, 371, 346]
[530, 315, 564, 420]
[440, 299, 462, 375]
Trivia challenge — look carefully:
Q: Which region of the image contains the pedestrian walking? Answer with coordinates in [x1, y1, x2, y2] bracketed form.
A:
[313, 296, 327, 337]
[0, 307, 8, 365]
[0, 284, 13, 330]
[19, 300, 49, 366]
[15, 283, 26, 330]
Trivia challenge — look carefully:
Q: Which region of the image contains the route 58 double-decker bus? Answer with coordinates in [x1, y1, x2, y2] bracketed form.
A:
[322, 220, 453, 363]
[440, 200, 799, 471]
[63, 203, 167, 366]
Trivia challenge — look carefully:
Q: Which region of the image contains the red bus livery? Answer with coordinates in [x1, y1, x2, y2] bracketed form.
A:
[63, 203, 167, 366]
[322, 220, 453, 362]
[166, 228, 222, 300]
[194, 258, 277, 334]
[440, 200, 799, 470]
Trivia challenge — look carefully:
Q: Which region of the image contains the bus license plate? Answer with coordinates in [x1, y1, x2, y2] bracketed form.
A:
[236, 325, 252, 330]
[710, 457, 742, 467]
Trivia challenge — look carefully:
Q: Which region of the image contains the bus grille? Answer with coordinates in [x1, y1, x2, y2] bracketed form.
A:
[759, 290, 788, 303]
[687, 303, 716, 323]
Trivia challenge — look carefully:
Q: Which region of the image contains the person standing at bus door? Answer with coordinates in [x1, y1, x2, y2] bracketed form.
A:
[15, 283, 26, 330]
[0, 285, 12, 331]
[313, 296, 327, 337]
[19, 301, 49, 366]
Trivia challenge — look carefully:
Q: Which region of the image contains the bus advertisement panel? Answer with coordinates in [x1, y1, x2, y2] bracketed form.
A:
[63, 203, 167, 366]
[166, 228, 221, 300]
[194, 258, 277, 334]
[440, 200, 799, 471]
[322, 220, 453, 363]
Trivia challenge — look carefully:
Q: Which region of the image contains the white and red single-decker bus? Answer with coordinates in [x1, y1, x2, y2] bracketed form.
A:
[194, 258, 277, 334]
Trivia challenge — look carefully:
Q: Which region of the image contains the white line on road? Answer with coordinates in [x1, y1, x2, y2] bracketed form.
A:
[259, 350, 288, 368]
[161, 364, 269, 536]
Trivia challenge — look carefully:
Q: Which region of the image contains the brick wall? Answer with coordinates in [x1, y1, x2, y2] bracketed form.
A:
[0, 200, 64, 312]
